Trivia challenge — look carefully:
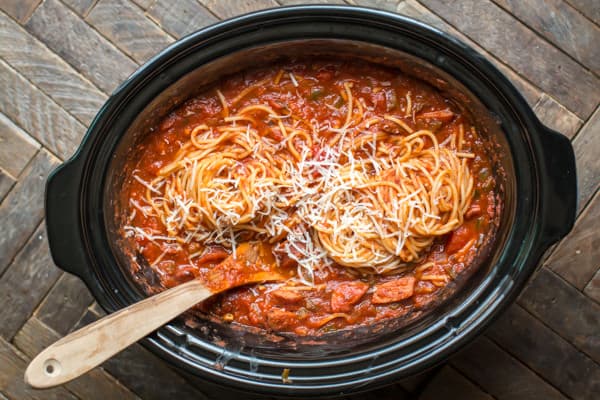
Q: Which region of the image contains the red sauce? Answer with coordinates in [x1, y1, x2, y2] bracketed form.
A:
[123, 59, 498, 336]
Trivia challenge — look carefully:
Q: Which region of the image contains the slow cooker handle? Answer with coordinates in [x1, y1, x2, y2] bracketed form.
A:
[537, 125, 577, 246]
[45, 160, 92, 282]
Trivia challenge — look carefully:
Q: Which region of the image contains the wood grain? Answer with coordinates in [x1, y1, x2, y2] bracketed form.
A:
[397, 368, 441, 393]
[344, 384, 411, 400]
[0, 151, 58, 276]
[86, 0, 174, 64]
[25, 0, 138, 94]
[0, 222, 62, 340]
[519, 267, 600, 362]
[131, 0, 155, 10]
[419, 0, 600, 119]
[418, 366, 492, 400]
[0, 60, 85, 159]
[451, 336, 567, 400]
[0, 11, 107, 125]
[147, 0, 217, 39]
[493, 0, 600, 74]
[0, 0, 41, 23]
[487, 304, 600, 399]
[397, 0, 541, 106]
[74, 307, 211, 400]
[0, 168, 15, 201]
[200, 0, 279, 19]
[0, 337, 78, 400]
[62, 0, 97, 16]
[546, 190, 599, 289]
[14, 317, 141, 400]
[573, 107, 600, 214]
[36, 273, 94, 335]
[279, 0, 346, 4]
[584, 269, 600, 304]
[0, 112, 39, 178]
[348, 0, 401, 11]
[533, 94, 583, 140]
[565, 0, 600, 25]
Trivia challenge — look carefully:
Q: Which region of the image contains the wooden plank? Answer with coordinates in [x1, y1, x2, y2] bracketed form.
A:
[565, 0, 600, 25]
[573, 107, 600, 214]
[546, 189, 599, 289]
[132, 0, 156, 10]
[344, 383, 411, 400]
[279, 0, 346, 4]
[0, 0, 41, 23]
[36, 273, 94, 335]
[0, 60, 85, 160]
[397, 0, 541, 107]
[418, 365, 493, 400]
[200, 0, 279, 19]
[0, 222, 63, 340]
[519, 267, 600, 362]
[72, 307, 211, 400]
[0, 11, 107, 126]
[0, 150, 59, 276]
[584, 269, 600, 304]
[62, 0, 97, 16]
[0, 113, 40, 178]
[86, 0, 174, 64]
[492, 0, 600, 74]
[13, 317, 141, 400]
[0, 168, 15, 202]
[451, 336, 567, 400]
[147, 0, 218, 39]
[347, 0, 401, 11]
[25, 0, 138, 94]
[397, 368, 440, 393]
[419, 0, 600, 119]
[368, 384, 412, 400]
[0, 337, 78, 400]
[487, 304, 600, 399]
[533, 94, 583, 140]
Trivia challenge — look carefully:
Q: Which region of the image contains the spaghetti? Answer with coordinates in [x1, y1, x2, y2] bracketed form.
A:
[123, 59, 498, 335]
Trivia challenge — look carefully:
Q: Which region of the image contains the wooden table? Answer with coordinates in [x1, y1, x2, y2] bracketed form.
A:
[0, 0, 598, 398]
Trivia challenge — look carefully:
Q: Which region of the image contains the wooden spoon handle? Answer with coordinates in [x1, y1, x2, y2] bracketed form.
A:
[25, 279, 211, 388]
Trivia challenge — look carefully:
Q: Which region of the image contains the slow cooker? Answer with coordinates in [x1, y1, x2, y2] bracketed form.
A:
[45, 6, 576, 397]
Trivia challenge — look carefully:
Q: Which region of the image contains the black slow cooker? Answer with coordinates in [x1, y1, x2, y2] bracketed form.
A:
[45, 6, 576, 397]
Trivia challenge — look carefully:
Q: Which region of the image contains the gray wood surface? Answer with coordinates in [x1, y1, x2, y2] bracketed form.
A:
[25, 0, 138, 94]
[419, 0, 600, 119]
[0, 151, 59, 275]
[0, 112, 39, 177]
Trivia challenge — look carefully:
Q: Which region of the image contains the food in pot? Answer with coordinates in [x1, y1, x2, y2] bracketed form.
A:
[121, 58, 499, 336]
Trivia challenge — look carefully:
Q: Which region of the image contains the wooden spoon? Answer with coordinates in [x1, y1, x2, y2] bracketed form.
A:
[25, 242, 283, 388]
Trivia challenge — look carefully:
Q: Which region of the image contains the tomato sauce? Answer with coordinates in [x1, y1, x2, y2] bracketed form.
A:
[123, 59, 499, 336]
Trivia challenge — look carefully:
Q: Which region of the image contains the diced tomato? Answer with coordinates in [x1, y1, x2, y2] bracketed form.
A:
[416, 109, 455, 122]
[372, 277, 415, 304]
[446, 224, 476, 254]
[279, 255, 298, 271]
[174, 266, 196, 283]
[271, 289, 304, 304]
[465, 203, 482, 219]
[266, 309, 298, 331]
[330, 281, 369, 312]
[195, 248, 229, 266]
[317, 70, 333, 81]
[267, 99, 284, 110]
